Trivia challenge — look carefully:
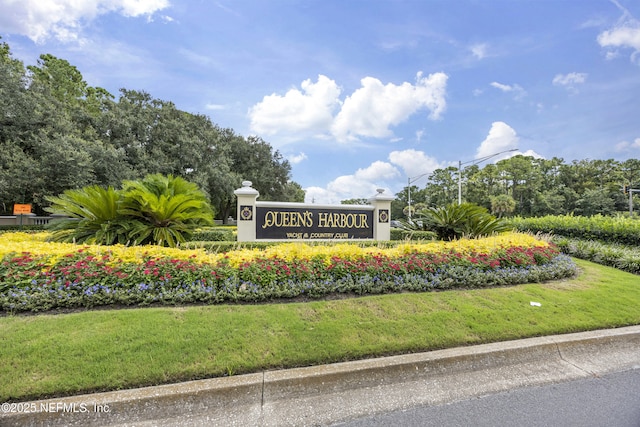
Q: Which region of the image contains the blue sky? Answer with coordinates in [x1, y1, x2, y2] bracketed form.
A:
[1, 0, 639, 203]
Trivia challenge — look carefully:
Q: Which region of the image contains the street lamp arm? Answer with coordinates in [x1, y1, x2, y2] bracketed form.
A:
[407, 172, 432, 219]
[460, 148, 519, 167]
[408, 172, 431, 185]
[457, 148, 518, 205]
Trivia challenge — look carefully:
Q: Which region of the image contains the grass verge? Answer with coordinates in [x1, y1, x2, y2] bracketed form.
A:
[1, 258, 639, 402]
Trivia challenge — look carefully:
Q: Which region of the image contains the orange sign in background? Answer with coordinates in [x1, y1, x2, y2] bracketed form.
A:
[13, 204, 32, 215]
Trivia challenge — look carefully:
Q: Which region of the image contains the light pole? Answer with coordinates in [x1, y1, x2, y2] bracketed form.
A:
[458, 149, 518, 205]
[407, 172, 430, 219]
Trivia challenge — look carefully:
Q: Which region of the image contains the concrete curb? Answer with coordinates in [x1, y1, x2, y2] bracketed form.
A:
[2, 325, 640, 426]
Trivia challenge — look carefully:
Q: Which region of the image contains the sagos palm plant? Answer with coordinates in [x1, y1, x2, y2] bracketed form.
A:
[119, 174, 214, 247]
[45, 174, 215, 247]
[45, 185, 128, 244]
[400, 203, 512, 240]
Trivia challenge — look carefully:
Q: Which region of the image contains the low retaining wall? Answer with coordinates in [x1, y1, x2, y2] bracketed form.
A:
[0, 216, 63, 226]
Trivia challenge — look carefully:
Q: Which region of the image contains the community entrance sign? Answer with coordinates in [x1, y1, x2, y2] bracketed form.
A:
[234, 181, 394, 242]
[256, 205, 374, 240]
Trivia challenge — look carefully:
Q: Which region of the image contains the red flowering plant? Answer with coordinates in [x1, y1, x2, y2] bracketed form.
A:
[0, 232, 577, 313]
[0, 252, 50, 290]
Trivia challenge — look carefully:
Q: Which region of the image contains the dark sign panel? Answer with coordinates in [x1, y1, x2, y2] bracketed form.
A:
[255, 206, 374, 239]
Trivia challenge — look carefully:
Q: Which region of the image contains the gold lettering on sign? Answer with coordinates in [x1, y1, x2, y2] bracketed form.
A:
[310, 233, 335, 239]
[317, 212, 369, 228]
[262, 210, 314, 229]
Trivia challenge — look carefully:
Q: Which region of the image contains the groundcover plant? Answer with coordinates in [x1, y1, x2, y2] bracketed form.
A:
[0, 232, 577, 313]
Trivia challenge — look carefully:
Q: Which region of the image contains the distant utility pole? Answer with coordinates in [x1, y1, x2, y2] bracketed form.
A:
[623, 185, 640, 217]
[407, 173, 430, 220]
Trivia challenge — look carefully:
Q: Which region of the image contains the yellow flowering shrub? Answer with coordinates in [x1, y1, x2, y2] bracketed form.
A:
[0, 232, 548, 267]
[0, 232, 225, 266]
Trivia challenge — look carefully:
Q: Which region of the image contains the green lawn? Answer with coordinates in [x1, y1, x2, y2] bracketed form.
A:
[2, 258, 639, 402]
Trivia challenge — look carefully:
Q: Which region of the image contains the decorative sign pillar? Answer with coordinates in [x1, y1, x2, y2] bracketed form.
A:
[234, 181, 260, 242]
[234, 181, 395, 242]
[369, 188, 394, 241]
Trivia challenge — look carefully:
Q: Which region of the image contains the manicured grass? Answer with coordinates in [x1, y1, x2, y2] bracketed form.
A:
[1, 258, 639, 402]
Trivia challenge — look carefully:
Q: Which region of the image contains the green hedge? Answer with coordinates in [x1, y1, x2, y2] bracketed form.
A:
[0, 225, 45, 232]
[508, 215, 640, 246]
[390, 229, 437, 241]
[190, 228, 235, 242]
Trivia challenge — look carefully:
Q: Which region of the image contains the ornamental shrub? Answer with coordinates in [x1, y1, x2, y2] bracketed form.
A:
[508, 214, 640, 246]
[45, 174, 214, 247]
[399, 203, 512, 240]
[553, 236, 640, 275]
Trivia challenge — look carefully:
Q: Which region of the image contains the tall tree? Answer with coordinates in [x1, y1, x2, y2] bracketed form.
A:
[424, 166, 458, 207]
[212, 134, 294, 221]
[496, 155, 540, 215]
[490, 194, 516, 217]
[282, 181, 306, 203]
[27, 54, 88, 105]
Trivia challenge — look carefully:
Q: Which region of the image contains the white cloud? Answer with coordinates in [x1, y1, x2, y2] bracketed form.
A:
[331, 72, 448, 142]
[552, 72, 588, 93]
[287, 152, 308, 164]
[475, 122, 519, 160]
[248, 75, 342, 138]
[489, 82, 526, 100]
[470, 43, 489, 59]
[118, 0, 169, 17]
[597, 2, 640, 64]
[0, 0, 170, 43]
[615, 138, 640, 152]
[388, 149, 442, 179]
[305, 161, 399, 204]
[605, 50, 620, 60]
[518, 149, 544, 159]
[304, 186, 336, 204]
[598, 25, 640, 63]
[490, 82, 514, 92]
[249, 72, 448, 145]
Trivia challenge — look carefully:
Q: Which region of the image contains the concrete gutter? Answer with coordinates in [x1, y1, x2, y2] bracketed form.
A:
[3, 325, 640, 426]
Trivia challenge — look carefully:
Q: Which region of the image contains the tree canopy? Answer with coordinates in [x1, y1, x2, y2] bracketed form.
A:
[0, 39, 302, 219]
[394, 155, 639, 218]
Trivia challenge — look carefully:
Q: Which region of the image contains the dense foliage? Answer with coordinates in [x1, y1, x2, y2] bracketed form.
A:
[552, 237, 640, 275]
[46, 174, 214, 247]
[398, 203, 512, 240]
[392, 156, 640, 219]
[0, 39, 303, 219]
[508, 214, 640, 247]
[508, 213, 640, 275]
[0, 232, 576, 313]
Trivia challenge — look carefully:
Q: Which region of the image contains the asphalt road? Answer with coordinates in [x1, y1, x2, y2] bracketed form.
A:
[334, 367, 640, 427]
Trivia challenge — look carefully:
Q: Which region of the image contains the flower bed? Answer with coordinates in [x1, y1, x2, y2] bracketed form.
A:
[0, 232, 578, 313]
